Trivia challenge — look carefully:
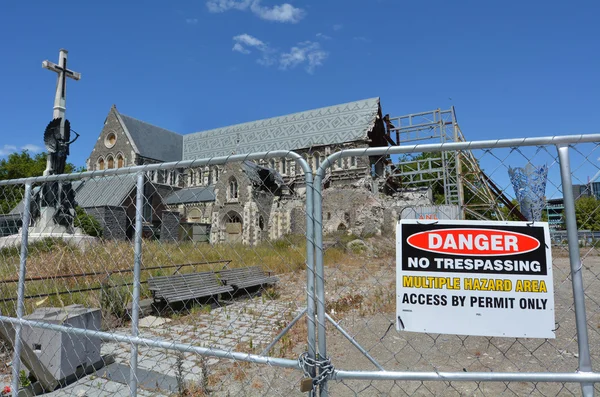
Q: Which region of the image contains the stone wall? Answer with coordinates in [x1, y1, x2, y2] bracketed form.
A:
[160, 211, 181, 242]
[86, 107, 137, 171]
[84, 206, 128, 240]
[322, 186, 432, 237]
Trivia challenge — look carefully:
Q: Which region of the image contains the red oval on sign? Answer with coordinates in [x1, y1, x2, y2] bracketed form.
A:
[406, 228, 540, 256]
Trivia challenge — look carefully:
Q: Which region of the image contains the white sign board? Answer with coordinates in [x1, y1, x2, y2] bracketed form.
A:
[401, 205, 461, 221]
[396, 219, 555, 338]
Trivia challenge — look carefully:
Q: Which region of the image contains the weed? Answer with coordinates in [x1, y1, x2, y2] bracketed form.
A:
[19, 370, 31, 388]
[263, 286, 281, 300]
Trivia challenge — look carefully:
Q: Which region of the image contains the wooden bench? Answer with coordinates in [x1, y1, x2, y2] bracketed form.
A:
[148, 271, 233, 304]
[218, 266, 279, 291]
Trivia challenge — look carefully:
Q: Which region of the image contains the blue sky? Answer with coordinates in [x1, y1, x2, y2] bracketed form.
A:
[1, 0, 599, 179]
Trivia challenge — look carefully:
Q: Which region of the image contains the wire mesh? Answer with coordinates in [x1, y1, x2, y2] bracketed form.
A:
[312, 139, 600, 396]
[0, 153, 313, 396]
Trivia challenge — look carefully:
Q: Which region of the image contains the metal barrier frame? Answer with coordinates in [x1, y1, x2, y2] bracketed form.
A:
[1, 150, 317, 397]
[313, 134, 600, 397]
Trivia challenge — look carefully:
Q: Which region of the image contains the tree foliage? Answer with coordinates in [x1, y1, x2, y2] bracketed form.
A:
[74, 207, 103, 237]
[0, 150, 77, 214]
[575, 196, 600, 231]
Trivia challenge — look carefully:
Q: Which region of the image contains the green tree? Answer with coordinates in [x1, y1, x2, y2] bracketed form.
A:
[74, 207, 103, 237]
[575, 196, 600, 231]
[0, 150, 78, 214]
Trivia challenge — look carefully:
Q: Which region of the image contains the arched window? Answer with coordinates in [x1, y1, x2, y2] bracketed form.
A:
[107, 155, 114, 169]
[97, 157, 105, 171]
[344, 212, 351, 224]
[214, 167, 219, 182]
[314, 153, 320, 170]
[280, 159, 286, 175]
[229, 177, 238, 200]
[189, 170, 196, 186]
[259, 216, 265, 231]
[117, 154, 124, 168]
[350, 156, 357, 167]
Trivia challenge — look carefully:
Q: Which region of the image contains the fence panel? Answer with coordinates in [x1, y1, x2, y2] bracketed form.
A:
[0, 151, 316, 397]
[313, 135, 600, 396]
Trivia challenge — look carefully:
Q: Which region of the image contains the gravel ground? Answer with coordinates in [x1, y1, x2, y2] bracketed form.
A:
[205, 250, 600, 396]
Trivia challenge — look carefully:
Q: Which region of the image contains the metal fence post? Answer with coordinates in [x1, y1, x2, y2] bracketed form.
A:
[557, 144, 594, 397]
[11, 183, 32, 396]
[129, 172, 144, 396]
[313, 164, 328, 397]
[304, 168, 318, 394]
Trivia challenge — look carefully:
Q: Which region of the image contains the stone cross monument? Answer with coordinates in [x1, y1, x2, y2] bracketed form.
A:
[30, 49, 82, 234]
[42, 49, 81, 176]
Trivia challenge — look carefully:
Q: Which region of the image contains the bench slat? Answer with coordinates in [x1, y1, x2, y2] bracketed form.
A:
[218, 266, 278, 290]
[148, 271, 232, 304]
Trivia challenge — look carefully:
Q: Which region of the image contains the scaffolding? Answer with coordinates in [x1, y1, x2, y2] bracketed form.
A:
[385, 107, 524, 221]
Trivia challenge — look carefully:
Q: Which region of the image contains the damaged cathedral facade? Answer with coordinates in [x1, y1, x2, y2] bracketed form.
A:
[84, 98, 432, 244]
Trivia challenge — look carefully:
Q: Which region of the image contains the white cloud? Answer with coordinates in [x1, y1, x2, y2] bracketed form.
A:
[316, 33, 332, 40]
[333, 24, 343, 31]
[232, 34, 276, 65]
[232, 43, 251, 54]
[21, 144, 43, 153]
[207, 0, 305, 23]
[233, 34, 328, 73]
[353, 36, 371, 43]
[206, 0, 252, 12]
[233, 33, 267, 49]
[0, 145, 17, 156]
[185, 18, 198, 24]
[280, 41, 328, 74]
[250, 2, 305, 23]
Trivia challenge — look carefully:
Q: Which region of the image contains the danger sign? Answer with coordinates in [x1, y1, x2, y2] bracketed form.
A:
[396, 219, 555, 338]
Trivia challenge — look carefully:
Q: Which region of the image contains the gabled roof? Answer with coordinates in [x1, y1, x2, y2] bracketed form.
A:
[73, 174, 137, 208]
[163, 186, 215, 205]
[183, 97, 380, 160]
[117, 112, 183, 162]
[8, 174, 136, 214]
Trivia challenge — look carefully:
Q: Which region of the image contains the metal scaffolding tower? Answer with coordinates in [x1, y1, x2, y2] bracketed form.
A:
[385, 107, 524, 221]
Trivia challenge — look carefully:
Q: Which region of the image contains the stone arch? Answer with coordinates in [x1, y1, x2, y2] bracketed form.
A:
[116, 153, 124, 168]
[188, 208, 202, 222]
[228, 176, 238, 200]
[344, 212, 351, 224]
[97, 157, 105, 171]
[107, 155, 115, 169]
[337, 223, 347, 231]
[222, 210, 243, 244]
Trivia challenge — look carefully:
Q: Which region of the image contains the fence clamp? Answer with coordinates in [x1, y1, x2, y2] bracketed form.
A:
[299, 352, 334, 392]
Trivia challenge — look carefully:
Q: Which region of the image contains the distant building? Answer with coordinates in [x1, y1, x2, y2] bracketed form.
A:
[545, 198, 565, 230]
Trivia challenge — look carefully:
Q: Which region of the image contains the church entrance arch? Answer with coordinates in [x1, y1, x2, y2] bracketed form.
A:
[223, 211, 243, 244]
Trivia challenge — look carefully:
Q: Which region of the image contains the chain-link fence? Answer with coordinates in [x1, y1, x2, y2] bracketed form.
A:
[3, 135, 600, 397]
[311, 135, 600, 396]
[0, 151, 317, 396]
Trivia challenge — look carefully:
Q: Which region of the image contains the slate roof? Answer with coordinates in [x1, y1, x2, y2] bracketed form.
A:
[119, 114, 183, 162]
[163, 186, 215, 205]
[9, 175, 137, 214]
[73, 174, 137, 208]
[183, 97, 380, 160]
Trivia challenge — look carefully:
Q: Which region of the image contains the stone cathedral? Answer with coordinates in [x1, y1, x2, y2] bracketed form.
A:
[83, 98, 431, 244]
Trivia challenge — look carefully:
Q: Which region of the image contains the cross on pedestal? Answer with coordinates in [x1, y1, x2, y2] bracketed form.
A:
[42, 49, 81, 120]
[42, 49, 81, 176]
